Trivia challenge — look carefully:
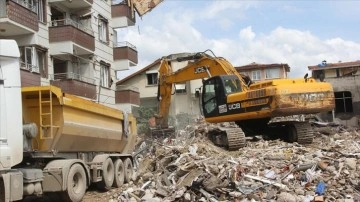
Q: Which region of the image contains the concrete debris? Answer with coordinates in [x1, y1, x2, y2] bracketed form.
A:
[107, 119, 360, 202]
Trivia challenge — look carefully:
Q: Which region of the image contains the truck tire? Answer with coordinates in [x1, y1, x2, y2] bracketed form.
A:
[113, 159, 125, 188]
[97, 158, 114, 190]
[123, 158, 133, 183]
[62, 164, 86, 202]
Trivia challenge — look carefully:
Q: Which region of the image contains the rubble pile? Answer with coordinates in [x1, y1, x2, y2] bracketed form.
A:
[117, 120, 360, 202]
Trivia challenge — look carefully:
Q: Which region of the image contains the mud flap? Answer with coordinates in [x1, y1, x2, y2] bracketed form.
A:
[1, 172, 23, 201]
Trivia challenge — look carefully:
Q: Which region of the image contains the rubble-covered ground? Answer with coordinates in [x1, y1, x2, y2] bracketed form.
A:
[83, 119, 360, 202]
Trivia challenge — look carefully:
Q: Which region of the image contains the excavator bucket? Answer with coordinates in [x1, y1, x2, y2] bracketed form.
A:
[132, 0, 164, 17]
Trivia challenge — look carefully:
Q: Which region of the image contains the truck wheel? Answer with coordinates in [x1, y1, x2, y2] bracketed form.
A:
[97, 158, 114, 190]
[62, 164, 86, 202]
[123, 158, 133, 183]
[113, 159, 125, 188]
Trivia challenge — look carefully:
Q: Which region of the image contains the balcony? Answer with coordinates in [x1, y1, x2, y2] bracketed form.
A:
[50, 73, 96, 100]
[111, 2, 135, 28]
[0, 0, 38, 37]
[49, 19, 95, 56]
[48, 0, 92, 10]
[20, 62, 40, 87]
[116, 85, 140, 105]
[113, 41, 138, 70]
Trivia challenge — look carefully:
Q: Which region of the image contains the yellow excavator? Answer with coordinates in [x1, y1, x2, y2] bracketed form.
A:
[155, 51, 334, 150]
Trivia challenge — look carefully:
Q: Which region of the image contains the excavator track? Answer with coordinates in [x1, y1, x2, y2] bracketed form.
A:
[208, 127, 246, 150]
[293, 122, 314, 144]
[226, 128, 246, 150]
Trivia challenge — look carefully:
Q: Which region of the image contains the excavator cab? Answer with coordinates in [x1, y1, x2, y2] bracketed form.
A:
[202, 75, 242, 118]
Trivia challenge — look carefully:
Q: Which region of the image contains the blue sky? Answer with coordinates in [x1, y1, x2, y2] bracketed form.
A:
[117, 0, 360, 79]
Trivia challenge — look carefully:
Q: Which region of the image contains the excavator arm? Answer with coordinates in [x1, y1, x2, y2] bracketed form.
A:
[155, 52, 249, 128]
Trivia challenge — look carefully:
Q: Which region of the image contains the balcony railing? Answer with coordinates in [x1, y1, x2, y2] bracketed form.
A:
[11, 0, 37, 12]
[48, 0, 93, 9]
[116, 84, 139, 92]
[50, 19, 94, 36]
[113, 41, 138, 65]
[50, 72, 95, 84]
[20, 62, 40, 73]
[114, 41, 137, 50]
[111, 0, 122, 5]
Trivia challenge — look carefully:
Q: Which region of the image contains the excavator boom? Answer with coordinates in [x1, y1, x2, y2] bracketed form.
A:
[156, 52, 250, 128]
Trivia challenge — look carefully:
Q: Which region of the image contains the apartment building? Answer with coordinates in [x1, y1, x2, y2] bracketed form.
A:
[0, 0, 161, 109]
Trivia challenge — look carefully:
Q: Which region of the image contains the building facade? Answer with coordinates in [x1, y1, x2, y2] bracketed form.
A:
[0, 0, 161, 110]
[235, 62, 290, 82]
[308, 60, 360, 120]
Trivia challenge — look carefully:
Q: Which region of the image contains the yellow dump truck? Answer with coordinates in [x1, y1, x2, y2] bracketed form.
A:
[0, 40, 137, 202]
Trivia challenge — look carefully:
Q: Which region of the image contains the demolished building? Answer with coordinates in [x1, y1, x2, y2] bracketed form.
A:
[309, 60, 360, 127]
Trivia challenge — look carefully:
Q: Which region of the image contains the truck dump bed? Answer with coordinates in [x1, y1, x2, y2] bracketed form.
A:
[21, 86, 137, 153]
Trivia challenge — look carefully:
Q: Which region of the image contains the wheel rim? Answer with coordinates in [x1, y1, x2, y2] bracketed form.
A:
[100, 158, 114, 190]
[126, 165, 132, 176]
[124, 158, 133, 183]
[113, 159, 124, 187]
[116, 164, 123, 178]
[67, 164, 86, 202]
[106, 163, 113, 182]
[72, 172, 83, 194]
[126, 163, 132, 177]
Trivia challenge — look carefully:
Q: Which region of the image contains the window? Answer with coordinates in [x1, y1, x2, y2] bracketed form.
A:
[175, 83, 186, 94]
[98, 16, 108, 43]
[36, 49, 47, 78]
[36, 0, 45, 23]
[334, 91, 353, 113]
[252, 70, 261, 81]
[224, 78, 241, 94]
[100, 63, 111, 88]
[24, 47, 33, 69]
[146, 73, 158, 85]
[265, 68, 280, 79]
[20, 46, 47, 75]
[203, 80, 217, 114]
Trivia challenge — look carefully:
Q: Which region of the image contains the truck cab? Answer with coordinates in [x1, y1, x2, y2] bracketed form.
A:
[0, 39, 24, 201]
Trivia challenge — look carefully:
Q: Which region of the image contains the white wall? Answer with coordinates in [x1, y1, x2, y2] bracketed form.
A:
[92, 0, 117, 106]
[120, 65, 159, 98]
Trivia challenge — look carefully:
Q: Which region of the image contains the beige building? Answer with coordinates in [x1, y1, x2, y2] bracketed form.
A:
[117, 53, 203, 122]
[0, 0, 161, 110]
[235, 62, 290, 82]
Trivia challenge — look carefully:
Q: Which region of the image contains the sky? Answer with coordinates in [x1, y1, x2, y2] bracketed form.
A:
[116, 0, 360, 80]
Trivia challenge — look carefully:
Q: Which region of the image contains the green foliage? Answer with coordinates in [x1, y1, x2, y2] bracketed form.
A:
[136, 106, 156, 134]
